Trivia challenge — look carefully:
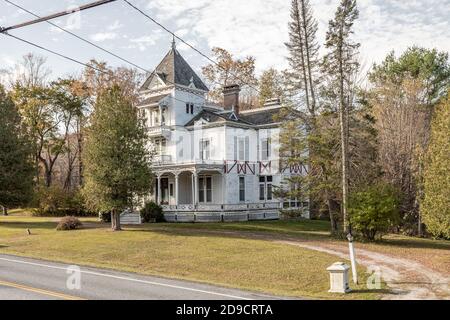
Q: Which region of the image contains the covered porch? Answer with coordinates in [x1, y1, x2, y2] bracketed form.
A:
[152, 165, 225, 209]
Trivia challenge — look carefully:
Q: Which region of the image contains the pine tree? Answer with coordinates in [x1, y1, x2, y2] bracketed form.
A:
[283, 0, 323, 222]
[258, 68, 285, 105]
[285, 0, 320, 121]
[322, 0, 360, 234]
[82, 85, 153, 231]
[0, 85, 34, 215]
[421, 92, 450, 239]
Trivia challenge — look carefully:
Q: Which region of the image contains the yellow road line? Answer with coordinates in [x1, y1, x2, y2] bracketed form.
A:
[0, 280, 86, 300]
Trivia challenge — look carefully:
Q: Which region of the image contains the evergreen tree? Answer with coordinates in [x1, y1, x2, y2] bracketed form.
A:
[258, 68, 285, 105]
[0, 85, 34, 215]
[82, 85, 153, 231]
[322, 0, 360, 234]
[283, 0, 322, 222]
[285, 0, 320, 121]
[421, 92, 450, 239]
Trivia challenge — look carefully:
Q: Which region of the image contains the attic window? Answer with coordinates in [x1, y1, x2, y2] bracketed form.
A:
[186, 103, 194, 114]
[158, 72, 167, 81]
[229, 112, 238, 121]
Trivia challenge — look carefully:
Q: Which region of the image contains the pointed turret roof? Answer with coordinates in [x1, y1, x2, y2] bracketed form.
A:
[140, 44, 209, 92]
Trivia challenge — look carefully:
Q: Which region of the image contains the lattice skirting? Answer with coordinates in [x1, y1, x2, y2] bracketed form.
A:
[163, 210, 280, 223]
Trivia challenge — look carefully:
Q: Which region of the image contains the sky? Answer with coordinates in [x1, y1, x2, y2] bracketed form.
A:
[1, 0, 449, 82]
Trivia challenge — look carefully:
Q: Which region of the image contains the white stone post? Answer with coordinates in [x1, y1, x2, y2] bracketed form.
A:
[327, 262, 351, 293]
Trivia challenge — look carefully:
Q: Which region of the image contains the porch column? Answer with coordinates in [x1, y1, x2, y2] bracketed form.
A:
[157, 175, 161, 205]
[175, 173, 179, 207]
[221, 173, 226, 207]
[192, 172, 198, 206]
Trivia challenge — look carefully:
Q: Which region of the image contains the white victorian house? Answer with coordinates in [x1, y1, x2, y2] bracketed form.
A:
[136, 43, 309, 222]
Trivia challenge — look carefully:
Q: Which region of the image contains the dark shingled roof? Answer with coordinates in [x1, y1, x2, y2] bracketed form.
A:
[184, 107, 284, 127]
[137, 94, 170, 107]
[140, 47, 209, 92]
[185, 110, 252, 127]
[239, 108, 282, 125]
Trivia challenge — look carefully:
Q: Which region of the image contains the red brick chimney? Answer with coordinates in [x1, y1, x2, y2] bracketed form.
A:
[223, 84, 240, 114]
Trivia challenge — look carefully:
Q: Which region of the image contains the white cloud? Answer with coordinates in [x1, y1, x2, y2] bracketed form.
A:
[90, 32, 118, 42]
[142, 0, 450, 73]
[108, 20, 124, 31]
[128, 34, 163, 51]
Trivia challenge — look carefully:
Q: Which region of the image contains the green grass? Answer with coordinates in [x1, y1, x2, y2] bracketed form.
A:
[0, 216, 385, 300]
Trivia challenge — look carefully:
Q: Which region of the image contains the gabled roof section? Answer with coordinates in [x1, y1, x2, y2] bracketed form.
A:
[136, 94, 170, 107]
[140, 46, 209, 92]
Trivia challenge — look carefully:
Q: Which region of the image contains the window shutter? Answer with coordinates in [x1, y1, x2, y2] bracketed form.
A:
[245, 136, 249, 161]
[261, 139, 268, 161]
[209, 138, 214, 158]
[267, 138, 272, 159]
[234, 136, 237, 161]
[199, 140, 203, 160]
[239, 138, 245, 161]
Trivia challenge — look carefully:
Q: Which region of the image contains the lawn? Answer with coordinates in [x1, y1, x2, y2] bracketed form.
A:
[0, 215, 385, 300]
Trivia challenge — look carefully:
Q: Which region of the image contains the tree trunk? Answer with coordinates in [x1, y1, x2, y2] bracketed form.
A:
[111, 208, 121, 231]
[337, 28, 350, 235]
[326, 197, 338, 233]
[45, 169, 52, 188]
[1, 206, 7, 216]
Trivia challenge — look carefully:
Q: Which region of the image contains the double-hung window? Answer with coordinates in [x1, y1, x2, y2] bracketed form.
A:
[239, 177, 246, 202]
[259, 176, 273, 201]
[234, 136, 249, 161]
[199, 139, 210, 160]
[199, 176, 212, 203]
[261, 138, 271, 161]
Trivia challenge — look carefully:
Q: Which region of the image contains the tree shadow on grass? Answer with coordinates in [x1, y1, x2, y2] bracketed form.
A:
[369, 237, 450, 251]
[0, 221, 57, 230]
[349, 288, 393, 295]
[125, 223, 450, 251]
[124, 224, 331, 243]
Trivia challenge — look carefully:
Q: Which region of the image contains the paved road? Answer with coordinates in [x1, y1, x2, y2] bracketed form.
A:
[0, 254, 286, 300]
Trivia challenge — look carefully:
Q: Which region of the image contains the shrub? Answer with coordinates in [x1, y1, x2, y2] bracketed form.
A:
[140, 202, 164, 223]
[56, 216, 82, 231]
[99, 211, 111, 223]
[32, 186, 96, 217]
[348, 183, 400, 241]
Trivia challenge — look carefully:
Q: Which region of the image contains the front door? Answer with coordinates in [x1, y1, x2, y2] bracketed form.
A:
[161, 178, 169, 205]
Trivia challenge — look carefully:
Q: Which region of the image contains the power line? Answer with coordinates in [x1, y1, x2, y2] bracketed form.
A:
[2, 33, 206, 107]
[2, 32, 109, 75]
[0, 0, 210, 106]
[122, 0, 261, 94]
[4, 0, 148, 73]
[2, 32, 205, 108]
[1, 0, 118, 33]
